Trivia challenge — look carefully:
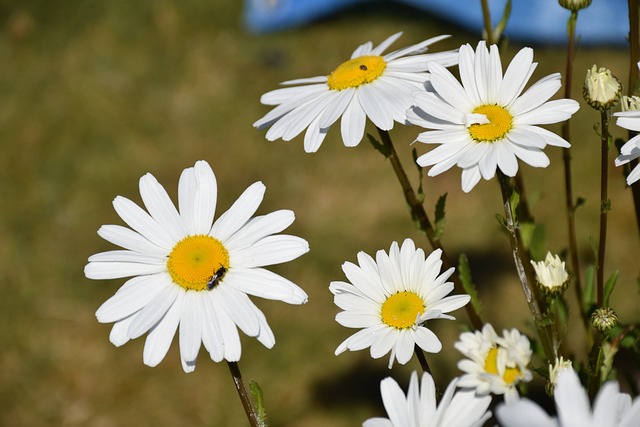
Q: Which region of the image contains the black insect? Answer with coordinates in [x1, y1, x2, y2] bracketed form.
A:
[207, 265, 227, 290]
[359, 64, 368, 71]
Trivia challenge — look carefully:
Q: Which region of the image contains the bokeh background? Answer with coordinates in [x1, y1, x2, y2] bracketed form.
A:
[1, 1, 637, 426]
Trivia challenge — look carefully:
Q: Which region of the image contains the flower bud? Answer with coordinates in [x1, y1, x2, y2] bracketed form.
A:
[583, 65, 622, 111]
[558, 0, 592, 11]
[591, 307, 618, 332]
[531, 252, 569, 295]
[546, 356, 573, 395]
[621, 95, 640, 112]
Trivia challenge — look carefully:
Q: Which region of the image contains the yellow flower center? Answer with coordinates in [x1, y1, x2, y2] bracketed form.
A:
[167, 234, 229, 291]
[484, 347, 522, 385]
[327, 55, 387, 91]
[468, 105, 513, 142]
[381, 291, 425, 329]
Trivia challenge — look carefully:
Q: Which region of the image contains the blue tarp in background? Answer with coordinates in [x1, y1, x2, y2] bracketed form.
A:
[244, 0, 628, 46]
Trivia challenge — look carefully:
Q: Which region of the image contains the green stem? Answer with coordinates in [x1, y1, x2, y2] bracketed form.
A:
[375, 128, 484, 330]
[562, 11, 586, 325]
[587, 331, 605, 399]
[227, 361, 260, 427]
[497, 171, 555, 361]
[480, 0, 495, 45]
[414, 345, 432, 376]
[597, 111, 611, 308]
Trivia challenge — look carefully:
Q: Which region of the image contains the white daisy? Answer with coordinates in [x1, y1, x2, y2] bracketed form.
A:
[496, 368, 640, 427]
[84, 160, 309, 372]
[254, 32, 458, 152]
[455, 323, 532, 402]
[615, 98, 640, 185]
[409, 41, 580, 192]
[363, 371, 492, 427]
[330, 239, 470, 368]
[531, 252, 569, 294]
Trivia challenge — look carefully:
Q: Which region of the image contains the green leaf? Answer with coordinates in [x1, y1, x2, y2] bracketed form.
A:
[603, 270, 619, 306]
[250, 380, 268, 427]
[412, 148, 425, 204]
[583, 264, 596, 311]
[519, 222, 546, 261]
[366, 133, 390, 157]
[433, 193, 447, 241]
[509, 187, 520, 221]
[495, 213, 508, 230]
[458, 254, 483, 317]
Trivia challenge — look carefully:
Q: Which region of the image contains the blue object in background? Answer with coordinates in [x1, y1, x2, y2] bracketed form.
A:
[243, 0, 628, 46]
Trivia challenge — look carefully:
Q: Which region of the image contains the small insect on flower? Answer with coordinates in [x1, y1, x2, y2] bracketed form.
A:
[207, 265, 228, 290]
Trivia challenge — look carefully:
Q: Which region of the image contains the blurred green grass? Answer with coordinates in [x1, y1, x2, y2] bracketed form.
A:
[0, 1, 637, 426]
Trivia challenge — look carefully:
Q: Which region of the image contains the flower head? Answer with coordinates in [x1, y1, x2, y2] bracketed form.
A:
[84, 161, 309, 372]
[330, 239, 470, 368]
[583, 65, 621, 110]
[409, 41, 579, 192]
[558, 0, 592, 11]
[363, 371, 492, 427]
[455, 323, 533, 402]
[254, 32, 458, 152]
[591, 307, 618, 332]
[497, 368, 640, 427]
[531, 252, 569, 295]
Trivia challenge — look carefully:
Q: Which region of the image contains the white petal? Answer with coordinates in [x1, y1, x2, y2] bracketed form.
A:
[429, 61, 474, 112]
[303, 113, 329, 153]
[393, 330, 416, 364]
[498, 47, 535, 106]
[109, 316, 134, 347]
[128, 284, 180, 339]
[516, 99, 580, 125]
[84, 261, 165, 280]
[179, 290, 203, 363]
[461, 166, 482, 192]
[96, 274, 169, 323]
[370, 32, 403, 56]
[230, 235, 309, 268]
[510, 73, 561, 116]
[97, 225, 166, 257]
[178, 160, 218, 235]
[143, 290, 184, 368]
[496, 140, 519, 176]
[139, 172, 186, 242]
[224, 209, 295, 252]
[340, 95, 367, 146]
[511, 144, 550, 168]
[319, 89, 354, 129]
[112, 196, 175, 250]
[413, 327, 442, 353]
[210, 181, 265, 241]
[351, 40, 373, 58]
[209, 294, 242, 361]
[358, 83, 393, 130]
[201, 294, 224, 362]
[379, 377, 411, 426]
[223, 267, 307, 304]
[215, 285, 261, 337]
[254, 307, 276, 349]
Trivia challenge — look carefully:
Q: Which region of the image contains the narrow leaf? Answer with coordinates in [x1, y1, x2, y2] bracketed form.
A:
[366, 133, 390, 157]
[433, 193, 447, 241]
[250, 380, 268, 427]
[603, 270, 619, 307]
[458, 254, 483, 317]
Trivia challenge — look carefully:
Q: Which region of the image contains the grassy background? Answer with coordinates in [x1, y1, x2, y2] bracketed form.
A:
[1, 1, 637, 426]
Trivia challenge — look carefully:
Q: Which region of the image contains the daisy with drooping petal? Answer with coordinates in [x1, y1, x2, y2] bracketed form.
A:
[363, 371, 492, 427]
[254, 32, 458, 152]
[496, 368, 640, 427]
[455, 323, 532, 402]
[330, 239, 470, 368]
[408, 41, 580, 192]
[84, 160, 309, 373]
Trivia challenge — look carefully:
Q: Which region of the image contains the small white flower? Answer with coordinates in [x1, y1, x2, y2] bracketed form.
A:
[614, 61, 640, 186]
[409, 41, 579, 192]
[583, 65, 621, 110]
[455, 323, 533, 402]
[330, 239, 470, 368]
[531, 252, 569, 294]
[254, 32, 458, 152]
[363, 371, 492, 427]
[85, 161, 309, 372]
[548, 357, 573, 392]
[496, 369, 640, 427]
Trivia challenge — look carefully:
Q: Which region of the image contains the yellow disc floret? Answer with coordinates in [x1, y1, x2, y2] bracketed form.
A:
[468, 105, 513, 142]
[167, 234, 229, 291]
[484, 347, 523, 385]
[381, 291, 425, 329]
[327, 55, 387, 91]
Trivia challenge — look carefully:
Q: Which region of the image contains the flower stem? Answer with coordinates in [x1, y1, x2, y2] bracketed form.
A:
[375, 128, 484, 330]
[227, 361, 260, 427]
[597, 111, 611, 308]
[562, 10, 586, 324]
[497, 171, 555, 361]
[480, 0, 495, 45]
[587, 331, 605, 399]
[414, 345, 432, 376]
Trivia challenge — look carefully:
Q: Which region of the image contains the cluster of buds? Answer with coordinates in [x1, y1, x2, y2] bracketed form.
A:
[583, 65, 622, 111]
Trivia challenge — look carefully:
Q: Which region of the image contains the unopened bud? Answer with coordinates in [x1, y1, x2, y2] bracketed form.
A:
[583, 65, 622, 111]
[591, 307, 618, 332]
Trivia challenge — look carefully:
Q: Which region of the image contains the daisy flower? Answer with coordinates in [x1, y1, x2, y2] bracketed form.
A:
[84, 160, 309, 372]
[254, 32, 458, 152]
[615, 89, 640, 185]
[330, 239, 470, 368]
[408, 41, 580, 192]
[496, 368, 640, 427]
[455, 323, 532, 402]
[363, 371, 492, 427]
